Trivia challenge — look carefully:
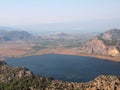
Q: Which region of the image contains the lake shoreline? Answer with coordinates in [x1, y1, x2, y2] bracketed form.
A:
[52, 52, 120, 62]
[1, 49, 120, 62]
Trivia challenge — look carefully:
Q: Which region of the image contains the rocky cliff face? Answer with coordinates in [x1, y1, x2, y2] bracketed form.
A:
[82, 29, 120, 56]
[82, 38, 108, 55]
[0, 61, 120, 90]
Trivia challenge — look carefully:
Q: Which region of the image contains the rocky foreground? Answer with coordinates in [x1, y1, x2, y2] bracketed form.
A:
[0, 61, 120, 90]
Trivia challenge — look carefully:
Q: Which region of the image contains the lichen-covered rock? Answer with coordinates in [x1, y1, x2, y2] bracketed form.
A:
[0, 61, 33, 82]
[83, 75, 120, 90]
[17, 69, 32, 78]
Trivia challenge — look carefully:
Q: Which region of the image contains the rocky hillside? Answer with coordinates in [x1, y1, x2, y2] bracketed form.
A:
[0, 30, 33, 42]
[0, 61, 120, 90]
[82, 29, 120, 56]
[98, 28, 120, 41]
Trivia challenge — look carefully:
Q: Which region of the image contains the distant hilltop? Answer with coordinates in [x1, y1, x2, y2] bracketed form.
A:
[82, 28, 120, 57]
[98, 28, 120, 40]
[0, 30, 33, 42]
[55, 32, 68, 37]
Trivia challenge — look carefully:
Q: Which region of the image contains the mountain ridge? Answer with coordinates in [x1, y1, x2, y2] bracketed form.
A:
[82, 29, 120, 57]
[0, 30, 33, 42]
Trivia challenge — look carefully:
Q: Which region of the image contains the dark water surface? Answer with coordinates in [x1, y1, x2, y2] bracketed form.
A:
[5, 54, 120, 82]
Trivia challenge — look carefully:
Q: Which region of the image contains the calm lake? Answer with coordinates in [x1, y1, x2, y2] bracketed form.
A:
[5, 54, 120, 82]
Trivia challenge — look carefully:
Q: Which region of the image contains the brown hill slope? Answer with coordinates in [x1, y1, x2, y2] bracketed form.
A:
[82, 29, 120, 56]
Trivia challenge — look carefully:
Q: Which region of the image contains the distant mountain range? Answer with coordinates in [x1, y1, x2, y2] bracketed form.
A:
[0, 30, 32, 42]
[0, 30, 70, 42]
[82, 28, 120, 56]
[0, 27, 120, 57]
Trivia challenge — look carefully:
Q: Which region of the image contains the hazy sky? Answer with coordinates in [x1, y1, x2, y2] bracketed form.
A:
[0, 0, 120, 26]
